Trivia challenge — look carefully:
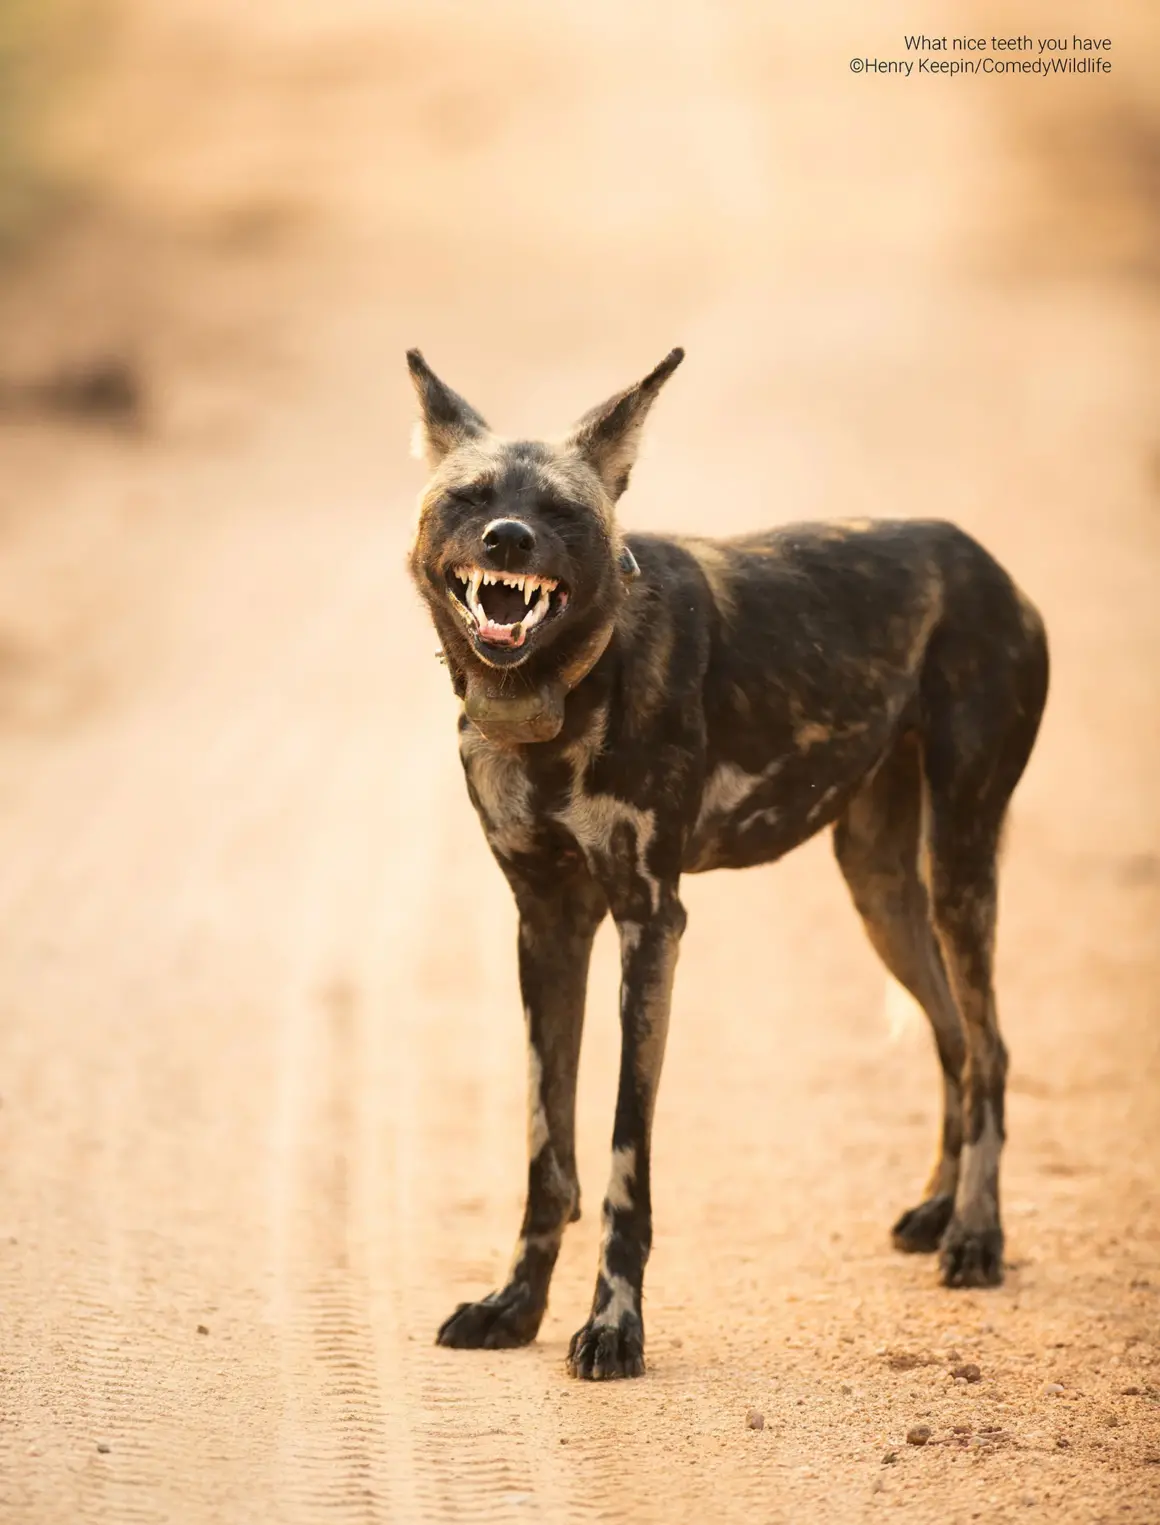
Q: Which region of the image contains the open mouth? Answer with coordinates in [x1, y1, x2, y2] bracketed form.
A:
[446, 565, 570, 650]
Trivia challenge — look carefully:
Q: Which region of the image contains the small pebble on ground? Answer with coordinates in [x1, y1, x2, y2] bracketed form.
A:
[906, 1425, 932, 1446]
[745, 1409, 764, 1431]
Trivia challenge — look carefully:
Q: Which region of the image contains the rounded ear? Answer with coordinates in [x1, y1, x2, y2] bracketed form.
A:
[406, 349, 489, 467]
[564, 347, 684, 500]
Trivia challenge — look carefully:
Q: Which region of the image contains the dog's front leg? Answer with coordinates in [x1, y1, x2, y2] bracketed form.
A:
[437, 862, 606, 1351]
[567, 887, 686, 1380]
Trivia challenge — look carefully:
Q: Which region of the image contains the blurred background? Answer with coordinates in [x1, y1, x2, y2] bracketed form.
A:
[1, 3, 1157, 1522]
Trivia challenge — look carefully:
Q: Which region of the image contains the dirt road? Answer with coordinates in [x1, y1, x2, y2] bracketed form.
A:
[1, 2, 1157, 1521]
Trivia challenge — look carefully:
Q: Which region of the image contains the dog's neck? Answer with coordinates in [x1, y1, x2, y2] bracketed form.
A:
[451, 612, 616, 748]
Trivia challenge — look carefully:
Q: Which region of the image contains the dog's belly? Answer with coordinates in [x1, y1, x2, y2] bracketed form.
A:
[683, 727, 894, 873]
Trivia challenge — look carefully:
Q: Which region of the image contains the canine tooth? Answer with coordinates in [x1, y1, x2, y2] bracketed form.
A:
[524, 579, 535, 606]
[468, 570, 483, 610]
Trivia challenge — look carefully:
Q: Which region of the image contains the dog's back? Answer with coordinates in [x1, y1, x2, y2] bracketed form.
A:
[603, 518, 1048, 876]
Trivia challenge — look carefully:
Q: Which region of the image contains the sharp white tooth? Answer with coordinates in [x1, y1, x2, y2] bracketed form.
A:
[524, 578, 535, 606]
[515, 575, 525, 595]
[484, 572, 494, 585]
[469, 570, 483, 612]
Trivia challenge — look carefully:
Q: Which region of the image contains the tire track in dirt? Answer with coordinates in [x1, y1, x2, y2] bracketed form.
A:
[267, 841, 396, 1519]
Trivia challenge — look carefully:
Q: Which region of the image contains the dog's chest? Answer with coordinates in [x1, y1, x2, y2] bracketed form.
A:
[460, 715, 658, 909]
[459, 731, 539, 857]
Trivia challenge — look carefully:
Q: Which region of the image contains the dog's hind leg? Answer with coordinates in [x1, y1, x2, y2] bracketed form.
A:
[566, 883, 686, 1380]
[833, 732, 966, 1255]
[437, 862, 606, 1350]
[918, 597, 1047, 1288]
[922, 801, 1007, 1288]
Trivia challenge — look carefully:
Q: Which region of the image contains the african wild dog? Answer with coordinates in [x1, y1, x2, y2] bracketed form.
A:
[406, 347, 1048, 1380]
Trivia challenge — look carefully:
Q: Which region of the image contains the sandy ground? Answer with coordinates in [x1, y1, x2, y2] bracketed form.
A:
[0, 2, 1158, 1521]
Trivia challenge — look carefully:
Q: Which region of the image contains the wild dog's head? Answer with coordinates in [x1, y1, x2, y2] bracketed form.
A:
[407, 347, 684, 744]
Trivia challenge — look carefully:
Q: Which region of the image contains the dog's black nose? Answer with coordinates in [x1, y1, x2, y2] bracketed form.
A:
[481, 518, 536, 568]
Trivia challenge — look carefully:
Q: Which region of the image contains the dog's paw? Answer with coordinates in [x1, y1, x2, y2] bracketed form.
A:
[892, 1193, 955, 1254]
[566, 1312, 645, 1380]
[436, 1284, 542, 1350]
[938, 1221, 1004, 1288]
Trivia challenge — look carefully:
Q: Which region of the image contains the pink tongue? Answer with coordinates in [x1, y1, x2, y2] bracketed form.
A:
[478, 618, 525, 647]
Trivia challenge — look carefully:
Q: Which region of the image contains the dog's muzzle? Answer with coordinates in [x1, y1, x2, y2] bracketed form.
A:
[448, 565, 568, 651]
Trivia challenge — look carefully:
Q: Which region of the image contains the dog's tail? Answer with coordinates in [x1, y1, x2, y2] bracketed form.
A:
[883, 977, 925, 1043]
